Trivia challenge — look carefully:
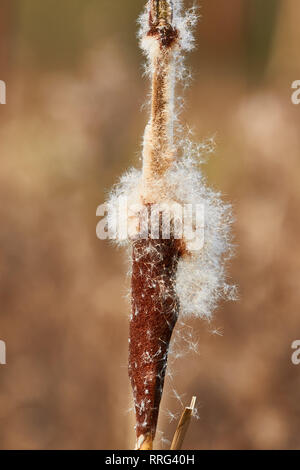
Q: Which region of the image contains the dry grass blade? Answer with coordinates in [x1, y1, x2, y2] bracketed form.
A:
[170, 396, 197, 450]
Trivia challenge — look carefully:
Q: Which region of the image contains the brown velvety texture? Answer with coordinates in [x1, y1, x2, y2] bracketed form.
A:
[129, 214, 183, 440]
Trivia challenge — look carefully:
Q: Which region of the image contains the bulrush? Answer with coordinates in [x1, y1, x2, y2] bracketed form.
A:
[107, 0, 236, 450]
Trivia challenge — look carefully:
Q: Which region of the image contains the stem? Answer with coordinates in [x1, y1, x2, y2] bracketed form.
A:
[142, 0, 179, 192]
[138, 434, 153, 450]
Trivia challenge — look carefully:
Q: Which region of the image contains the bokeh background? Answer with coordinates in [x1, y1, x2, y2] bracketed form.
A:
[0, 0, 300, 450]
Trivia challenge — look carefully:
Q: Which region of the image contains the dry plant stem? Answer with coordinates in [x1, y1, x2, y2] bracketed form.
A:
[170, 396, 197, 450]
[139, 434, 154, 451]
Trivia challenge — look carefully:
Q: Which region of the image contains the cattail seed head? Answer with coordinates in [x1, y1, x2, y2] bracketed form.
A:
[106, 0, 236, 449]
[130, 221, 182, 441]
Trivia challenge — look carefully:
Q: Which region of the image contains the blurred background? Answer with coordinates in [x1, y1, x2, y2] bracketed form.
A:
[0, 0, 300, 450]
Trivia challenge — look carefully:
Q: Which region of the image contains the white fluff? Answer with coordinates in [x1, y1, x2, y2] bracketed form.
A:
[138, 0, 198, 56]
[107, 142, 237, 320]
[106, 0, 236, 321]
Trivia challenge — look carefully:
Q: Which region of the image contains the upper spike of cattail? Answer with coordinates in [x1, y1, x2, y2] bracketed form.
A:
[142, 0, 179, 198]
[150, 0, 174, 28]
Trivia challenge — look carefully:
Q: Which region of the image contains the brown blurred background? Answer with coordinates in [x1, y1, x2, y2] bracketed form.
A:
[0, 0, 300, 450]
